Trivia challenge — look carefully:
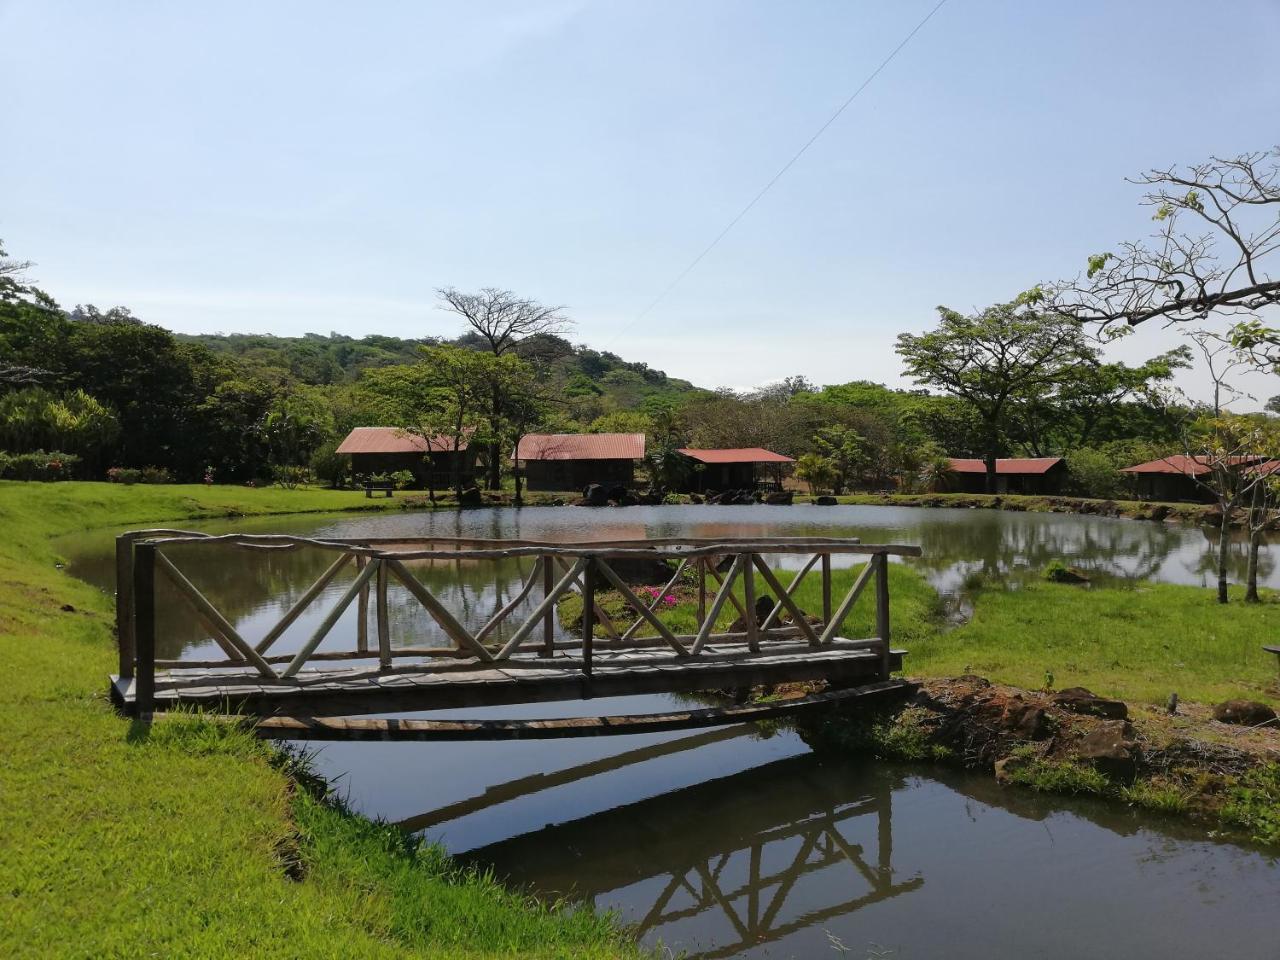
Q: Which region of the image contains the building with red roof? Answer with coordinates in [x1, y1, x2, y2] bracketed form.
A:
[945, 457, 1065, 495]
[1120, 454, 1270, 502]
[514, 433, 645, 491]
[676, 447, 795, 493]
[336, 427, 475, 489]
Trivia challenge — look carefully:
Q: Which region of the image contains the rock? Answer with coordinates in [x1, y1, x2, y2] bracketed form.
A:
[815, 495, 838, 506]
[458, 486, 483, 507]
[1212, 699, 1277, 726]
[1073, 719, 1138, 781]
[60, 603, 76, 613]
[688, 493, 703, 504]
[607, 556, 677, 586]
[1004, 701, 1051, 739]
[729, 595, 776, 632]
[1051, 687, 1128, 720]
[993, 756, 1016, 783]
[1149, 504, 1171, 522]
[1045, 563, 1090, 584]
[764, 490, 794, 505]
[582, 483, 610, 507]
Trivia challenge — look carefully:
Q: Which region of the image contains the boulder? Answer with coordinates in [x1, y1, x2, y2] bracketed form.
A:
[1212, 699, 1277, 726]
[1051, 687, 1127, 720]
[1073, 719, 1138, 781]
[582, 483, 610, 507]
[729, 595, 776, 632]
[1004, 701, 1051, 739]
[764, 490, 794, 505]
[458, 486, 483, 507]
[689, 493, 703, 504]
[815, 495, 838, 506]
[608, 556, 679, 586]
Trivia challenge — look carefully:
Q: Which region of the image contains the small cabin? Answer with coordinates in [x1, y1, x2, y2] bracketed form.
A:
[946, 457, 1065, 495]
[335, 427, 474, 489]
[1120, 454, 1270, 503]
[676, 447, 795, 493]
[514, 433, 645, 491]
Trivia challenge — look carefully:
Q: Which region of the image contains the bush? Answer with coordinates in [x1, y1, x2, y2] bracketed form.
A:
[0, 450, 81, 481]
[139, 466, 173, 484]
[309, 441, 347, 488]
[390, 469, 416, 490]
[1065, 447, 1123, 499]
[106, 467, 143, 485]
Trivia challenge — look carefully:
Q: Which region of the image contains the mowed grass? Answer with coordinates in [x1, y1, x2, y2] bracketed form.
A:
[0, 482, 641, 959]
[907, 579, 1280, 708]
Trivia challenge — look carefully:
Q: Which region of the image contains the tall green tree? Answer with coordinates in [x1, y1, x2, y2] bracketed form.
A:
[896, 299, 1097, 493]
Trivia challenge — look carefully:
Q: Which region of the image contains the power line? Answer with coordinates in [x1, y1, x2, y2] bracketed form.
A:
[622, 0, 952, 332]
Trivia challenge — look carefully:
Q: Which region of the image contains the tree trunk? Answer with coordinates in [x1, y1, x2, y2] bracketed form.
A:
[984, 450, 997, 495]
[1246, 525, 1262, 603]
[1216, 504, 1232, 604]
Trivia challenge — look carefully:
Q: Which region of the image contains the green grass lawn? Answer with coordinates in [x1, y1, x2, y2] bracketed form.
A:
[0, 482, 641, 959]
[909, 578, 1280, 708]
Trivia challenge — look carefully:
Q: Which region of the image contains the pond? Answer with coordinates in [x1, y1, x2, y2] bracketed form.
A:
[61, 505, 1280, 959]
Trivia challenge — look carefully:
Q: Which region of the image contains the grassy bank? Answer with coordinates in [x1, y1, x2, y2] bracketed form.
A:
[0, 482, 641, 959]
[813, 490, 1212, 523]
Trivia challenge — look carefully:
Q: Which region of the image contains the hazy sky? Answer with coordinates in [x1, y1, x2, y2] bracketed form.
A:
[4, 0, 1279, 405]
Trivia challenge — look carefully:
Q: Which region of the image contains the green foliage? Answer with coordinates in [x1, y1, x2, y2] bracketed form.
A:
[1221, 764, 1280, 845]
[794, 452, 836, 494]
[1121, 781, 1190, 814]
[389, 469, 416, 490]
[0, 449, 81, 480]
[1002, 756, 1111, 795]
[310, 440, 348, 488]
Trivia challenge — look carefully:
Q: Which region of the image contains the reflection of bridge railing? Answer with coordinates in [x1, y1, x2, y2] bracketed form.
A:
[458, 752, 922, 960]
[111, 531, 919, 721]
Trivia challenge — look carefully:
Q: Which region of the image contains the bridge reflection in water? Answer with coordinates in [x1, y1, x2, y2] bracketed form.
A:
[399, 731, 923, 959]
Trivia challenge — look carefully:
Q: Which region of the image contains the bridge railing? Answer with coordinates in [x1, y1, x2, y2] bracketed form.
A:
[115, 531, 921, 717]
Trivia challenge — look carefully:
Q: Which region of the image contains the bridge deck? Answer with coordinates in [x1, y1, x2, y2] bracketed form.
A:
[112, 641, 903, 718]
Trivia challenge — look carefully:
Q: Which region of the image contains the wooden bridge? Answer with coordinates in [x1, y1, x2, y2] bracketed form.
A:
[110, 530, 920, 731]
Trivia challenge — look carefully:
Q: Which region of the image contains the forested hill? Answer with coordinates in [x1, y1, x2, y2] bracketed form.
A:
[177, 330, 706, 409]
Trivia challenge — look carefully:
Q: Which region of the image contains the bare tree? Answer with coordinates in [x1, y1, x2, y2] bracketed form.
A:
[436, 287, 571, 489]
[1051, 149, 1280, 349]
[436, 287, 570, 356]
[1185, 328, 1252, 416]
[1243, 462, 1280, 602]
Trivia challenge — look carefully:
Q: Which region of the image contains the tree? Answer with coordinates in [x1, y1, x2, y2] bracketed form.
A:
[896, 299, 1096, 493]
[794, 453, 836, 495]
[812, 425, 867, 494]
[261, 388, 334, 488]
[0, 387, 119, 473]
[1184, 328, 1251, 416]
[1180, 415, 1273, 603]
[1051, 150, 1280, 370]
[436, 287, 571, 489]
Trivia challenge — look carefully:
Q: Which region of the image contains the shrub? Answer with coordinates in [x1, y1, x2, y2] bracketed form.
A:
[309, 441, 347, 488]
[1065, 447, 1123, 499]
[139, 466, 173, 484]
[0, 450, 81, 481]
[106, 467, 144, 484]
[390, 469, 416, 490]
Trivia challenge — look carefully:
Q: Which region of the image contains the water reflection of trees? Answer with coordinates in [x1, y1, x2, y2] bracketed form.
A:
[456, 754, 922, 960]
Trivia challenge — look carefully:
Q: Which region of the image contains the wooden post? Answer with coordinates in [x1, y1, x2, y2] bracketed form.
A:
[133, 541, 156, 721]
[376, 559, 391, 670]
[543, 555, 555, 658]
[742, 552, 758, 653]
[115, 534, 135, 679]
[356, 555, 369, 653]
[875, 553, 891, 679]
[697, 558, 707, 627]
[581, 557, 596, 683]
[821, 553, 832, 626]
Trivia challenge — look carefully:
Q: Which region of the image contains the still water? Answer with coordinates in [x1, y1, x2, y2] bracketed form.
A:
[61, 505, 1280, 958]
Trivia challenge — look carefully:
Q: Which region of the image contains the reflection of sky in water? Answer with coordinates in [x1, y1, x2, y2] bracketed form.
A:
[58, 505, 1280, 960]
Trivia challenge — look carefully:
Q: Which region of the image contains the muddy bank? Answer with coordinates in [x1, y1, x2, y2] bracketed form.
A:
[795, 676, 1280, 845]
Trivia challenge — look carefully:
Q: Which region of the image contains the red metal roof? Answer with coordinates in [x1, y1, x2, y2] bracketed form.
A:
[677, 447, 795, 464]
[515, 433, 645, 461]
[336, 427, 468, 455]
[1120, 454, 1266, 476]
[947, 457, 1063, 475]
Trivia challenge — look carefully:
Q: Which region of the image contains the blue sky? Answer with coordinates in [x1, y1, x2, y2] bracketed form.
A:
[3, 0, 1279, 403]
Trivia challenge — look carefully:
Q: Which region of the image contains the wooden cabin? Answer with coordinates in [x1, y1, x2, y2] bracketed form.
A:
[514, 433, 645, 491]
[676, 447, 795, 493]
[1120, 454, 1270, 503]
[336, 427, 474, 489]
[946, 457, 1066, 495]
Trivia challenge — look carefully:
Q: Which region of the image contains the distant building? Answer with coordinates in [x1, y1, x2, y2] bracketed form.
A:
[946, 457, 1066, 495]
[336, 427, 474, 489]
[676, 447, 795, 493]
[514, 433, 645, 491]
[1120, 454, 1270, 503]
